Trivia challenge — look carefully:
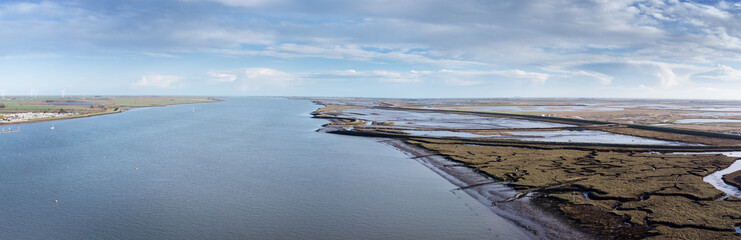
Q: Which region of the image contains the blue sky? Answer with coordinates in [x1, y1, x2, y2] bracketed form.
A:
[1, 0, 741, 99]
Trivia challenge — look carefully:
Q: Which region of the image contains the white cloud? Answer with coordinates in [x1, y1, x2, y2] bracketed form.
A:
[187, 0, 278, 7]
[0, 54, 60, 60]
[436, 69, 550, 85]
[211, 68, 297, 91]
[655, 63, 679, 86]
[207, 43, 482, 67]
[142, 52, 179, 58]
[5, 0, 741, 98]
[327, 69, 359, 76]
[132, 75, 183, 88]
[304, 69, 421, 83]
[501, 69, 550, 84]
[542, 66, 614, 85]
[693, 64, 741, 81]
[322, 68, 549, 85]
[172, 28, 274, 47]
[209, 72, 237, 82]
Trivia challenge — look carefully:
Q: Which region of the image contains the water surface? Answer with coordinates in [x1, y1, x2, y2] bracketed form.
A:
[674, 119, 741, 124]
[403, 129, 692, 145]
[339, 108, 572, 129]
[0, 98, 528, 239]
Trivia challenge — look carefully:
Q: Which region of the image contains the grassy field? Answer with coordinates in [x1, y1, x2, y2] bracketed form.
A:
[0, 96, 218, 124]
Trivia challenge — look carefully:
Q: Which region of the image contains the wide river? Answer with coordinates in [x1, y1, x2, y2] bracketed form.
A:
[0, 98, 529, 239]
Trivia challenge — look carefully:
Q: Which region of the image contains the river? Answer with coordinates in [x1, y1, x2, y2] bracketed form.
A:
[0, 97, 529, 239]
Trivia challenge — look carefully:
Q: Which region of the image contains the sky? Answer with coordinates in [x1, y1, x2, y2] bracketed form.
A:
[1, 0, 741, 99]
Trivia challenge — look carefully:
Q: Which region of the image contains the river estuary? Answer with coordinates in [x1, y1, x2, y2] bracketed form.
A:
[0, 98, 529, 239]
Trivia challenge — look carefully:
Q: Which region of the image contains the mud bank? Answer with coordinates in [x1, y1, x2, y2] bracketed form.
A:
[380, 139, 593, 240]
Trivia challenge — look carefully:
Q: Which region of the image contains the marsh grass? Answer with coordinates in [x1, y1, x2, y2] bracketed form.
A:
[406, 139, 741, 238]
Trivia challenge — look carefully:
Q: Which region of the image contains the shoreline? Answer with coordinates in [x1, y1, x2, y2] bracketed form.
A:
[378, 138, 593, 239]
[0, 98, 221, 126]
[312, 99, 741, 237]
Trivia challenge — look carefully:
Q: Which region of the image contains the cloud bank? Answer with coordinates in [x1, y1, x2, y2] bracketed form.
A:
[2, 0, 741, 98]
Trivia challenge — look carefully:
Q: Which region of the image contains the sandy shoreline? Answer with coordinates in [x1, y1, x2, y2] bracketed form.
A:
[378, 138, 592, 239]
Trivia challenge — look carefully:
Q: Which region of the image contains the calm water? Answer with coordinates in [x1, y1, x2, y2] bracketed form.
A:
[0, 98, 528, 239]
[402, 129, 692, 145]
[674, 118, 741, 124]
[339, 108, 572, 129]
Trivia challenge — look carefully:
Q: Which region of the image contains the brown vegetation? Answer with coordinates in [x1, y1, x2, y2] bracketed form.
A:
[405, 138, 741, 238]
[311, 103, 361, 117]
[723, 170, 741, 191]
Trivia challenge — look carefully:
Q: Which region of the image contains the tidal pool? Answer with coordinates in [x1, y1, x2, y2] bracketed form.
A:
[402, 129, 692, 145]
[674, 119, 741, 124]
[339, 108, 573, 129]
[503, 130, 693, 145]
[466, 106, 623, 112]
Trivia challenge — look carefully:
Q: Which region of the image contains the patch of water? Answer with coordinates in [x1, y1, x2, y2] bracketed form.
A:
[690, 107, 741, 112]
[467, 106, 623, 112]
[404, 129, 692, 146]
[404, 130, 486, 138]
[695, 152, 741, 198]
[674, 119, 741, 124]
[339, 108, 573, 129]
[681, 112, 741, 117]
[503, 130, 692, 145]
[582, 191, 592, 200]
[613, 104, 691, 110]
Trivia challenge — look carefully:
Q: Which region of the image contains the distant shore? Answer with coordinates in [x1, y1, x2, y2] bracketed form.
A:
[0, 96, 220, 126]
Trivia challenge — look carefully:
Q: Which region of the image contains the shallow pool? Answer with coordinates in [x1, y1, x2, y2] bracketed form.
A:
[339, 108, 573, 129]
